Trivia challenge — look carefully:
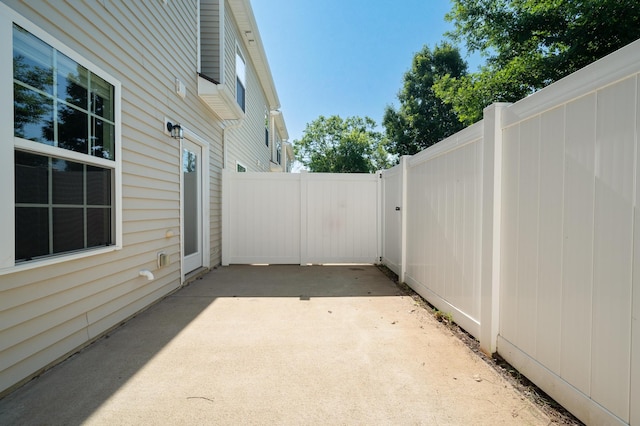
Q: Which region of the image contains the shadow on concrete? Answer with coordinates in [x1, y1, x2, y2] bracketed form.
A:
[0, 285, 219, 424]
[183, 264, 403, 299]
[0, 265, 399, 425]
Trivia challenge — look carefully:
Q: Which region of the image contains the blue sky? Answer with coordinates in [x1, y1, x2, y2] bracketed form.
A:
[251, 0, 483, 144]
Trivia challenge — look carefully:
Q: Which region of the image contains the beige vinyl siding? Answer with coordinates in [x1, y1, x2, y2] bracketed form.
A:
[223, 5, 272, 172]
[200, 0, 221, 81]
[226, 67, 272, 171]
[209, 133, 224, 265]
[0, 0, 223, 395]
[223, 1, 237, 96]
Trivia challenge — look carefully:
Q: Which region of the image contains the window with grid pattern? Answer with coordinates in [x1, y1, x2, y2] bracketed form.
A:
[12, 23, 117, 263]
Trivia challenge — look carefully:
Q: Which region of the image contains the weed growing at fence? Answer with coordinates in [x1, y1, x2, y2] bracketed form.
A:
[433, 309, 453, 325]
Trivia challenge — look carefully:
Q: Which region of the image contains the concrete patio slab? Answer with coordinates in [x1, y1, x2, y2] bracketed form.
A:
[0, 265, 549, 425]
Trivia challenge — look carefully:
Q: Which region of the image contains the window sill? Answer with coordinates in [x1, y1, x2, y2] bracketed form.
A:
[0, 245, 121, 278]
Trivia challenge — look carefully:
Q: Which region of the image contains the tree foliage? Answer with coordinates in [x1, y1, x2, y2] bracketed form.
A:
[436, 0, 640, 124]
[294, 115, 390, 173]
[13, 56, 53, 140]
[383, 43, 467, 156]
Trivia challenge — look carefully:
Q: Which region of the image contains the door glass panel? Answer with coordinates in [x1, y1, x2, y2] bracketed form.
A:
[183, 148, 198, 256]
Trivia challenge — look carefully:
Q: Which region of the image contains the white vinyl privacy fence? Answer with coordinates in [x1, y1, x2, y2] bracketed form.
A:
[382, 41, 640, 426]
[222, 39, 640, 425]
[222, 172, 380, 265]
[384, 123, 486, 340]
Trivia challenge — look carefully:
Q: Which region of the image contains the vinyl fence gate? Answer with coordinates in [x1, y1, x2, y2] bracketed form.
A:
[222, 171, 381, 265]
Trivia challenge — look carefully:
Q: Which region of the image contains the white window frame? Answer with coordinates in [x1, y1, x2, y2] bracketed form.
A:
[235, 43, 246, 111]
[264, 108, 270, 147]
[0, 4, 122, 274]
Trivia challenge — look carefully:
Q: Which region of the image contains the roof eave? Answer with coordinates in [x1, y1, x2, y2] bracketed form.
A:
[228, 0, 280, 110]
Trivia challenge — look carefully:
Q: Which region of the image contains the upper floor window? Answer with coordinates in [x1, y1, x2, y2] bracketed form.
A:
[6, 21, 120, 268]
[14, 24, 115, 160]
[276, 141, 282, 165]
[235, 46, 245, 112]
[264, 109, 269, 147]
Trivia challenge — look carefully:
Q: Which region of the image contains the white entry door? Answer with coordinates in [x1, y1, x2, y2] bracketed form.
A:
[182, 139, 203, 273]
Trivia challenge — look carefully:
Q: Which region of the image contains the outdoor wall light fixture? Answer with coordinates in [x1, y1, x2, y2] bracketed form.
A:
[167, 121, 184, 139]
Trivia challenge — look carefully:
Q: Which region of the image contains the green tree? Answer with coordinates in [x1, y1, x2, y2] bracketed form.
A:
[13, 55, 53, 142]
[436, 0, 640, 124]
[383, 43, 467, 156]
[294, 115, 390, 173]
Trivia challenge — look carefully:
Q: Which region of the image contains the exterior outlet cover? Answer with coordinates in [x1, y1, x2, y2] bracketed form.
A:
[157, 252, 169, 268]
[175, 78, 186, 98]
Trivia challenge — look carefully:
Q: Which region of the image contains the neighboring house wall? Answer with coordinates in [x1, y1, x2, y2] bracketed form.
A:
[224, 5, 272, 172]
[0, 0, 225, 396]
[273, 130, 283, 169]
[283, 142, 295, 172]
[269, 110, 290, 172]
[200, 0, 288, 174]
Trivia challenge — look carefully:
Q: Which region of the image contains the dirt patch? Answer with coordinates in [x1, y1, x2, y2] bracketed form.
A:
[377, 265, 583, 426]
